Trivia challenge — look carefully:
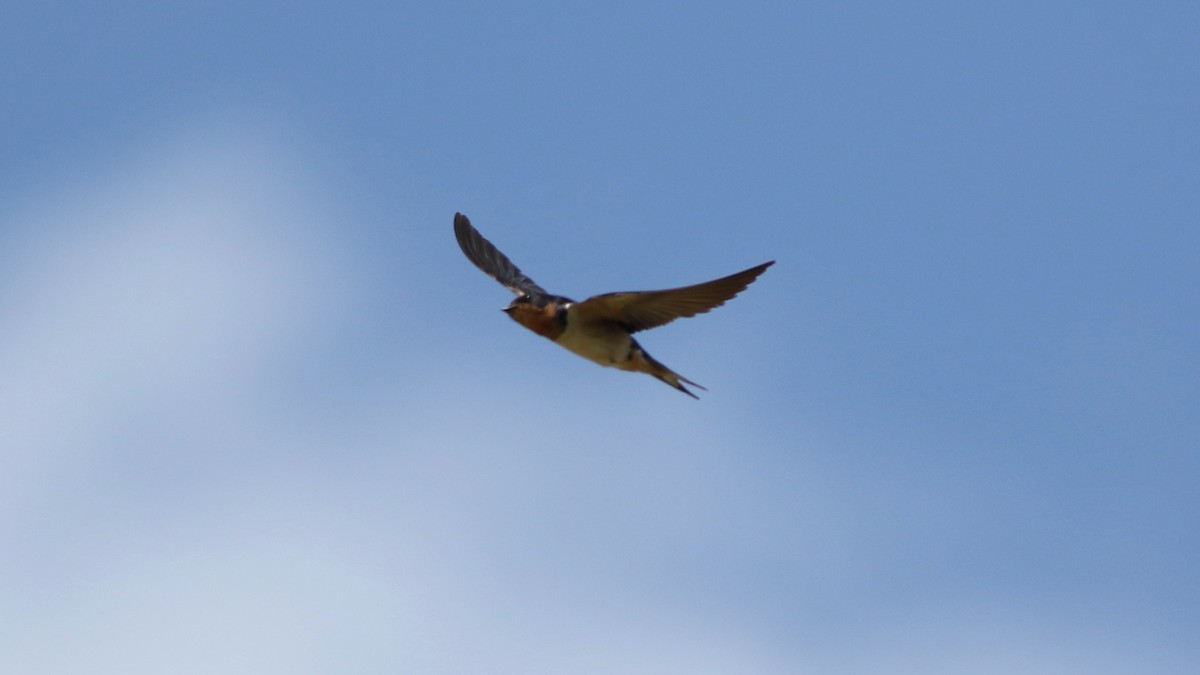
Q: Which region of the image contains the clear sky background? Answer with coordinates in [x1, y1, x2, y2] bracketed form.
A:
[2, 3, 1197, 673]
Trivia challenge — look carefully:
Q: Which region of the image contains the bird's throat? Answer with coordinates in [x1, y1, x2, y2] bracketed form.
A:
[508, 304, 566, 340]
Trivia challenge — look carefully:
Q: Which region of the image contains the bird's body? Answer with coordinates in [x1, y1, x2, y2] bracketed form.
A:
[453, 212, 773, 398]
[556, 310, 633, 366]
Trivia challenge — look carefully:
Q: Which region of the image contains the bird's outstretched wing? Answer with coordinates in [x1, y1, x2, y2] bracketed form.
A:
[454, 213, 548, 297]
[571, 261, 774, 333]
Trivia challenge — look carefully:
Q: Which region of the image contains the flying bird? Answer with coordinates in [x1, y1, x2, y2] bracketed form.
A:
[453, 212, 773, 398]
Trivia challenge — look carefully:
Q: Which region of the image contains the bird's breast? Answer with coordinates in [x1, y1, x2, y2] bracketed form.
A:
[555, 311, 632, 367]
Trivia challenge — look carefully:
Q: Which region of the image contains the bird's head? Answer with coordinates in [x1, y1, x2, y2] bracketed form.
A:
[501, 294, 567, 339]
[502, 294, 534, 315]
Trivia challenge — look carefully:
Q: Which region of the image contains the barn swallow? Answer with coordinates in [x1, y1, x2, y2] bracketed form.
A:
[453, 212, 773, 398]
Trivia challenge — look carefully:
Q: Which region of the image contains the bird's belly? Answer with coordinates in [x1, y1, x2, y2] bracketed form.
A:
[555, 321, 632, 367]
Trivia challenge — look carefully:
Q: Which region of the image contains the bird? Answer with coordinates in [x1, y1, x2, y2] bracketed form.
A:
[453, 212, 773, 398]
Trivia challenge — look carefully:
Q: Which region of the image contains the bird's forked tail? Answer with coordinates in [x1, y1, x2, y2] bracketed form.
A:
[633, 346, 707, 399]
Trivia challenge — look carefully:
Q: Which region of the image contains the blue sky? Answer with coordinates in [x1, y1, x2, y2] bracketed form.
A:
[2, 3, 1197, 673]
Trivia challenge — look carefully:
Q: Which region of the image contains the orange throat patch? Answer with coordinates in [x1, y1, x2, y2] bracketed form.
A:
[508, 304, 566, 340]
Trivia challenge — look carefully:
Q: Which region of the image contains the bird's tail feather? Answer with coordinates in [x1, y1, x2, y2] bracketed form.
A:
[641, 350, 706, 399]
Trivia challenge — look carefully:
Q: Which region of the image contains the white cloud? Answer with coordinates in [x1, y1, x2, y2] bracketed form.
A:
[0, 120, 351, 502]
